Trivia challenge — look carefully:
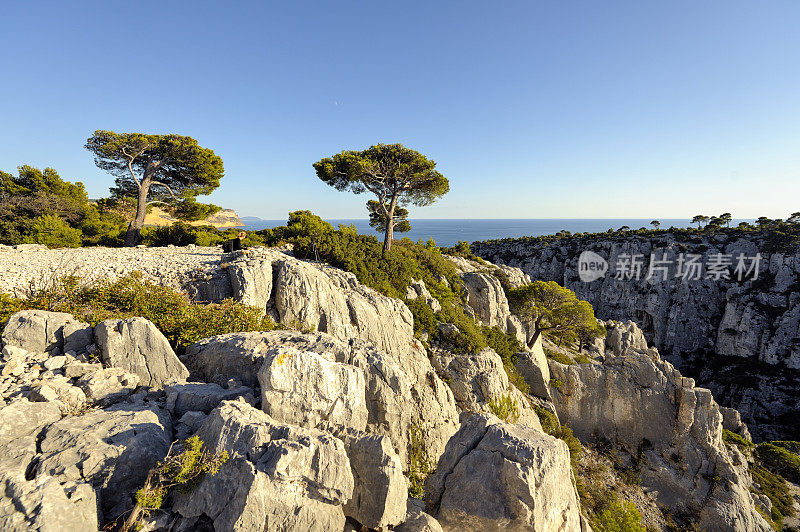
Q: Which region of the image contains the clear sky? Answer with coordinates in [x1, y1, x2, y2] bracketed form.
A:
[1, 1, 798, 220]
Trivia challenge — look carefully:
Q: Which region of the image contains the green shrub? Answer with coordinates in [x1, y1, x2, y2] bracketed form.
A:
[488, 394, 520, 423]
[126, 436, 228, 531]
[407, 423, 435, 499]
[750, 463, 794, 529]
[4, 273, 278, 352]
[574, 353, 594, 364]
[756, 442, 800, 484]
[722, 429, 754, 450]
[544, 347, 575, 365]
[24, 214, 82, 248]
[592, 495, 647, 532]
[550, 378, 564, 388]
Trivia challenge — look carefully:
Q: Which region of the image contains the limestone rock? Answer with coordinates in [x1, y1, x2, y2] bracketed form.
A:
[514, 338, 551, 400]
[433, 348, 542, 431]
[76, 367, 139, 404]
[2, 310, 93, 355]
[174, 400, 353, 532]
[35, 401, 172, 521]
[0, 399, 62, 476]
[604, 320, 648, 357]
[184, 331, 458, 468]
[0, 473, 97, 532]
[228, 256, 273, 311]
[396, 499, 444, 532]
[95, 317, 189, 388]
[165, 382, 255, 417]
[460, 272, 512, 331]
[326, 425, 407, 529]
[549, 350, 772, 532]
[425, 413, 581, 532]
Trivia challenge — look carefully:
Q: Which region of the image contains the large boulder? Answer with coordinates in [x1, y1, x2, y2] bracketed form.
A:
[513, 337, 551, 400]
[183, 330, 459, 468]
[549, 349, 772, 532]
[219, 249, 415, 356]
[603, 320, 648, 357]
[0, 473, 97, 532]
[95, 317, 189, 388]
[326, 424, 407, 529]
[165, 382, 255, 417]
[2, 310, 93, 355]
[396, 499, 444, 532]
[406, 279, 442, 312]
[433, 348, 542, 431]
[425, 413, 582, 532]
[258, 346, 368, 431]
[35, 401, 172, 522]
[76, 367, 139, 405]
[173, 400, 353, 532]
[460, 272, 512, 331]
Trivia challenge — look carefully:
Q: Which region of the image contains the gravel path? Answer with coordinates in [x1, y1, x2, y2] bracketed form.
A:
[0, 244, 229, 297]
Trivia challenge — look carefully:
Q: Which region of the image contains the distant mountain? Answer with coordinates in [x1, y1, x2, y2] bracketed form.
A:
[240, 216, 268, 222]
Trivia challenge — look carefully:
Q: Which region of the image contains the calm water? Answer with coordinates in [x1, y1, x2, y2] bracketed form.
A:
[241, 219, 705, 248]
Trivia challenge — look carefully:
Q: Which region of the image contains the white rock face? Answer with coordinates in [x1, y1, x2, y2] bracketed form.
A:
[603, 319, 648, 356]
[2, 310, 93, 355]
[258, 346, 368, 431]
[326, 424, 408, 529]
[95, 317, 189, 388]
[76, 367, 139, 404]
[473, 235, 800, 440]
[513, 337, 551, 399]
[184, 330, 459, 468]
[0, 473, 97, 532]
[460, 272, 512, 331]
[425, 413, 582, 532]
[433, 348, 542, 431]
[35, 401, 173, 521]
[0, 399, 62, 476]
[173, 400, 354, 532]
[549, 349, 772, 532]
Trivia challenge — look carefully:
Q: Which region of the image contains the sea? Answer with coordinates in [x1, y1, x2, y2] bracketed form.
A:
[240, 219, 716, 248]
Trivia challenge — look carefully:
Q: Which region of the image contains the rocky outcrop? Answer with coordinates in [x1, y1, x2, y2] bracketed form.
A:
[433, 348, 542, 431]
[227, 249, 415, 356]
[173, 400, 354, 532]
[258, 346, 368, 431]
[96, 317, 189, 388]
[425, 412, 582, 532]
[2, 310, 93, 356]
[460, 272, 511, 330]
[35, 401, 173, 521]
[513, 337, 552, 400]
[396, 499, 444, 532]
[183, 330, 459, 468]
[0, 473, 97, 532]
[549, 348, 772, 531]
[406, 279, 442, 312]
[326, 424, 407, 529]
[474, 233, 800, 441]
[603, 320, 648, 357]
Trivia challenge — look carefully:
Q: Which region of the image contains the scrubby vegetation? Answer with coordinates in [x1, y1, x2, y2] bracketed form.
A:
[123, 435, 228, 531]
[0, 273, 277, 352]
[407, 423, 436, 499]
[488, 393, 520, 423]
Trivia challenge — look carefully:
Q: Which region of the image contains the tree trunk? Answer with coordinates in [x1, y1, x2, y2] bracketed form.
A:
[124, 182, 150, 246]
[381, 196, 398, 256]
[526, 328, 542, 350]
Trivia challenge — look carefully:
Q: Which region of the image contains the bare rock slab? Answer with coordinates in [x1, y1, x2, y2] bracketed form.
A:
[96, 317, 189, 388]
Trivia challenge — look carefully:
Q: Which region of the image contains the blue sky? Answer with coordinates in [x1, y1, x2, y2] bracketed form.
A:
[1, 1, 798, 220]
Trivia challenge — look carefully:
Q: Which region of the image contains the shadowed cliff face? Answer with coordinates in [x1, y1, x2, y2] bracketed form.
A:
[474, 232, 800, 441]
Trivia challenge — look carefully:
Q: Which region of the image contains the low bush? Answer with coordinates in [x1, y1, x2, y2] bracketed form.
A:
[573, 353, 594, 364]
[407, 423, 435, 499]
[722, 429, 754, 450]
[756, 442, 800, 484]
[488, 393, 520, 423]
[1, 273, 278, 352]
[750, 463, 795, 529]
[544, 347, 575, 365]
[123, 436, 228, 531]
[592, 495, 647, 532]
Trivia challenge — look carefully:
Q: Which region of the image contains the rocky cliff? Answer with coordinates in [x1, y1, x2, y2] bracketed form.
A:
[474, 232, 800, 441]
